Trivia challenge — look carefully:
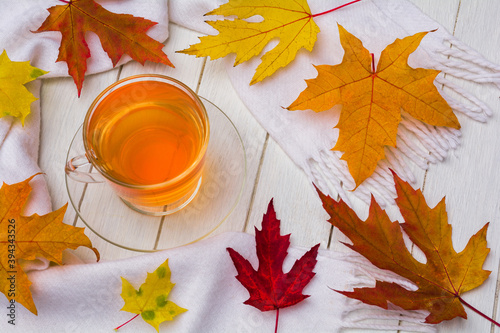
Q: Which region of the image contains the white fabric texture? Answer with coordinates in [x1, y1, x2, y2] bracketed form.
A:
[170, 0, 500, 208]
[0, 232, 436, 333]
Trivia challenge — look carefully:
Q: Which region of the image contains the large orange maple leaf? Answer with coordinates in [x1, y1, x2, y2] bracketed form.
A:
[0, 175, 99, 315]
[288, 25, 460, 187]
[34, 0, 173, 96]
[317, 173, 490, 324]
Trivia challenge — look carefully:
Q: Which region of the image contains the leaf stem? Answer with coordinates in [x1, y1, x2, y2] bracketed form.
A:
[59, 0, 71, 3]
[275, 308, 280, 333]
[459, 296, 500, 327]
[312, 0, 363, 17]
[371, 53, 375, 73]
[114, 314, 140, 331]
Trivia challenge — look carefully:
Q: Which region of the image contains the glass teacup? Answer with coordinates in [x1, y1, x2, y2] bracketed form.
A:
[66, 74, 209, 216]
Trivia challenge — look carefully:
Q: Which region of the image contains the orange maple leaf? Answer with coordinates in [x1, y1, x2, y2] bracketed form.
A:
[317, 173, 490, 324]
[34, 0, 173, 96]
[0, 175, 99, 315]
[288, 25, 460, 187]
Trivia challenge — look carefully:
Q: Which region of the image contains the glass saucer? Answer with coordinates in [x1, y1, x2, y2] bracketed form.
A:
[65, 97, 246, 252]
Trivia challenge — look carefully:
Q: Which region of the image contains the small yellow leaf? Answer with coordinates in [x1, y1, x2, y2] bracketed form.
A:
[178, 0, 320, 85]
[0, 51, 47, 125]
[288, 25, 460, 187]
[119, 259, 187, 332]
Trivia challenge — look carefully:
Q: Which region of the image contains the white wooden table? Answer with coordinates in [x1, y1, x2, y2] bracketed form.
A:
[38, 1, 500, 332]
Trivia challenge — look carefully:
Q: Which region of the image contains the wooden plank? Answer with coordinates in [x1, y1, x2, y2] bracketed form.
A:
[39, 71, 119, 213]
[419, 0, 500, 332]
[147, 40, 268, 247]
[152, 93, 250, 247]
[195, 57, 268, 236]
[246, 138, 332, 249]
[39, 70, 121, 260]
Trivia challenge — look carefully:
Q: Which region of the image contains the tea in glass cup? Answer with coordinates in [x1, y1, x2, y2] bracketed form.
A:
[66, 75, 209, 216]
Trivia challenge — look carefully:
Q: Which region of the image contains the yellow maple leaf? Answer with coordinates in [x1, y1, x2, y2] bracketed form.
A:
[288, 25, 460, 187]
[0, 174, 99, 315]
[178, 0, 320, 85]
[119, 259, 187, 332]
[0, 51, 47, 125]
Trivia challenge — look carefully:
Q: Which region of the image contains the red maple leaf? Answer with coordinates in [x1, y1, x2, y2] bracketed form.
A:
[227, 199, 319, 332]
[34, 0, 173, 96]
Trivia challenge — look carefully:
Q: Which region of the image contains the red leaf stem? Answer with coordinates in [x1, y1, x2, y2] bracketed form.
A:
[275, 308, 280, 333]
[114, 314, 140, 331]
[458, 296, 500, 327]
[312, 0, 363, 18]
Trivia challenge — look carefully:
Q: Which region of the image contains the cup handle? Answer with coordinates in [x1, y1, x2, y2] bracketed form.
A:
[65, 155, 106, 183]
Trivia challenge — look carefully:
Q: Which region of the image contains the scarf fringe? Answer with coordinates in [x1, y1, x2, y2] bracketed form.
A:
[336, 254, 436, 332]
[333, 255, 436, 332]
[306, 36, 498, 208]
[442, 36, 500, 77]
[341, 306, 436, 333]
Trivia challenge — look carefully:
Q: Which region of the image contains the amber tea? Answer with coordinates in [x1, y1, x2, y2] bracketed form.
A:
[73, 75, 209, 215]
